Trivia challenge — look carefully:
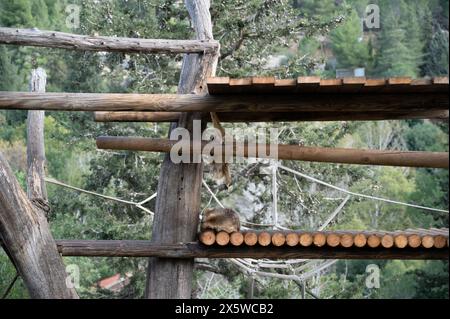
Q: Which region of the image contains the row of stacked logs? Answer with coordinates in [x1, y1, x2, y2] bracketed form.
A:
[199, 229, 449, 249]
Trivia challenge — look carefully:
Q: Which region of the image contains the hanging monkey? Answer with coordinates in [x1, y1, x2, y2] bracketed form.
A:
[209, 112, 232, 188]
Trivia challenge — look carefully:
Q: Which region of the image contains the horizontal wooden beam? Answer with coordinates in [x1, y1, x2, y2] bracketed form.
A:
[94, 110, 450, 122]
[55, 240, 449, 260]
[96, 137, 449, 169]
[0, 92, 448, 113]
[0, 27, 219, 54]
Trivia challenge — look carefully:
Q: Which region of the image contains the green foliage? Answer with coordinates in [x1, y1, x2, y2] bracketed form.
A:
[330, 11, 370, 69]
[0, 0, 33, 27]
[373, 1, 420, 77]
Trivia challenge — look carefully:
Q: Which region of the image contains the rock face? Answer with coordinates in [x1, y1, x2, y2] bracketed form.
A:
[200, 208, 241, 233]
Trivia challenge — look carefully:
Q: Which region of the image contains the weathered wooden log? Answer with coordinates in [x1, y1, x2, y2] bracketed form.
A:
[0, 27, 219, 54]
[27, 68, 49, 215]
[94, 110, 450, 122]
[95, 111, 182, 122]
[145, 0, 219, 300]
[96, 137, 449, 169]
[0, 92, 448, 113]
[0, 153, 78, 298]
[55, 240, 449, 260]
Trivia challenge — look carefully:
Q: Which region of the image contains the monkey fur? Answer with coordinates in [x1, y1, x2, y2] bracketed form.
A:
[200, 208, 240, 233]
[210, 112, 232, 188]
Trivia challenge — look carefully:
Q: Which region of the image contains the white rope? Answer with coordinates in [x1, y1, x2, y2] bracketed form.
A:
[202, 180, 225, 208]
[319, 195, 351, 231]
[45, 177, 155, 216]
[278, 165, 449, 214]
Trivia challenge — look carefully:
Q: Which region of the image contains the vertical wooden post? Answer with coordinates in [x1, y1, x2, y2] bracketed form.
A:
[27, 68, 50, 215]
[145, 0, 219, 299]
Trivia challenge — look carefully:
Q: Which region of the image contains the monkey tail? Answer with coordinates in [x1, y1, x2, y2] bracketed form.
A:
[210, 112, 232, 189]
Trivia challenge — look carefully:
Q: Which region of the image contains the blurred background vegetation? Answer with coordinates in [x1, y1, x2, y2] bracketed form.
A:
[0, 0, 448, 299]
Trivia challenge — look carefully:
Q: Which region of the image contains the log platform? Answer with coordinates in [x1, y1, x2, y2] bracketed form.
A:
[54, 228, 449, 260]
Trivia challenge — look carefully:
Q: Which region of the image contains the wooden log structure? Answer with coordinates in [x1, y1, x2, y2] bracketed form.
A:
[0, 91, 447, 114]
[95, 137, 449, 169]
[55, 232, 449, 260]
[0, 27, 219, 54]
[93, 110, 450, 123]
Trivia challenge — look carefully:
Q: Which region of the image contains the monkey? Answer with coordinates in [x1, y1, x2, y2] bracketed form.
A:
[209, 112, 232, 189]
[200, 208, 241, 234]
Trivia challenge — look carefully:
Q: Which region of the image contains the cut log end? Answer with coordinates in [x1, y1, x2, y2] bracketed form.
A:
[394, 235, 408, 249]
[286, 233, 299, 247]
[299, 233, 313, 247]
[258, 232, 272, 247]
[354, 234, 367, 248]
[313, 233, 327, 247]
[434, 236, 447, 249]
[340, 234, 354, 248]
[381, 235, 394, 248]
[407, 234, 422, 248]
[199, 230, 216, 246]
[367, 235, 381, 248]
[326, 233, 341, 247]
[216, 231, 230, 246]
[230, 232, 244, 246]
[271, 233, 286, 247]
[244, 232, 258, 246]
[421, 235, 435, 249]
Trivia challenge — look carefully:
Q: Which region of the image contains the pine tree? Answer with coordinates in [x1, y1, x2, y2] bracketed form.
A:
[373, 1, 420, 77]
[330, 11, 370, 69]
[0, 46, 20, 91]
[423, 24, 449, 76]
[399, 1, 428, 75]
[0, 0, 33, 27]
[295, 0, 338, 18]
[31, 0, 50, 28]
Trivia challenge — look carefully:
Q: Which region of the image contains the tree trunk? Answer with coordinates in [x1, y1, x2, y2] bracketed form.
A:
[0, 153, 79, 298]
[145, 0, 218, 299]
